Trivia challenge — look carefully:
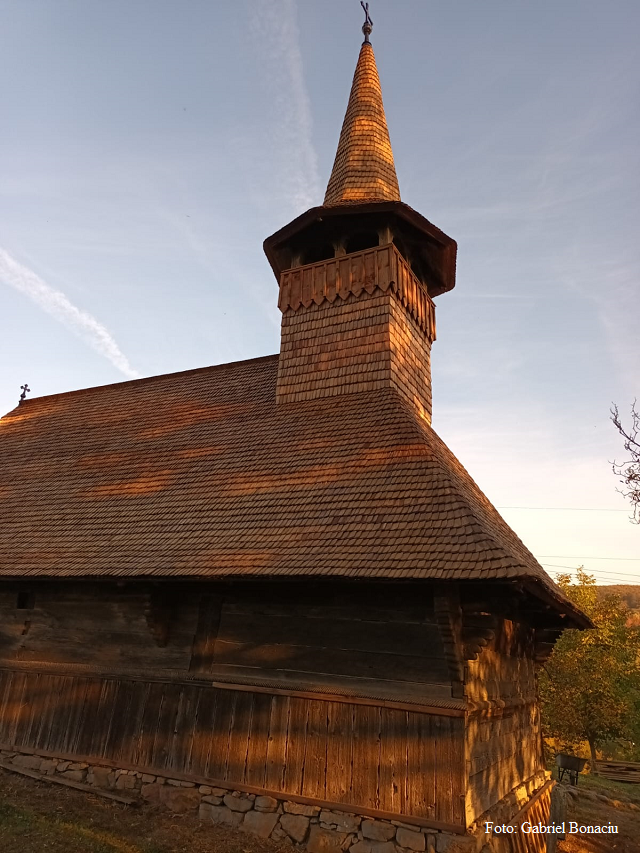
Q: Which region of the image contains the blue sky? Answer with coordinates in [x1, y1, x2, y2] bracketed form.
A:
[1, 1, 638, 584]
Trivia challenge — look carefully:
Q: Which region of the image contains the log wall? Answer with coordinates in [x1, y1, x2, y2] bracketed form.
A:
[0, 582, 454, 703]
[0, 581, 547, 831]
[0, 583, 200, 672]
[464, 618, 543, 823]
[205, 585, 452, 701]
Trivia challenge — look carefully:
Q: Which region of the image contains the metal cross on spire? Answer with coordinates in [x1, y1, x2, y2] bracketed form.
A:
[361, 1, 373, 43]
[19, 383, 30, 402]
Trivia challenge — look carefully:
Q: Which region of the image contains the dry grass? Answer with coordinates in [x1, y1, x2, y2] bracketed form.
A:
[0, 769, 289, 853]
[557, 774, 640, 853]
[3, 764, 639, 853]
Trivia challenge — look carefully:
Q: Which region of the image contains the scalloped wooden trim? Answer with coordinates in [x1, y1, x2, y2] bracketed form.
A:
[279, 244, 436, 341]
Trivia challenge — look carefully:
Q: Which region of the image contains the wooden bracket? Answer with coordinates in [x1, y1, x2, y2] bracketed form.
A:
[533, 627, 562, 665]
[462, 627, 495, 661]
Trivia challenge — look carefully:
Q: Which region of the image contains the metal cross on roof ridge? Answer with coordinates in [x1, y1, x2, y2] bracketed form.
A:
[361, 1, 373, 43]
[19, 383, 30, 402]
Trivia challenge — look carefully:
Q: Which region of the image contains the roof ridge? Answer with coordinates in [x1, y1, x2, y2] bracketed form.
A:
[1, 354, 279, 416]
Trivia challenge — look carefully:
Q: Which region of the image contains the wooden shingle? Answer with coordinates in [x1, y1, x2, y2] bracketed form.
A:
[324, 42, 400, 206]
[0, 355, 586, 626]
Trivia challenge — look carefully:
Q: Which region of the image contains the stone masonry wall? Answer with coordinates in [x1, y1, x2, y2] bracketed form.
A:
[0, 748, 549, 853]
[1, 747, 475, 853]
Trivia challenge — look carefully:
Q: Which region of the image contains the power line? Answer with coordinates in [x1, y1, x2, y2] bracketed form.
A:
[543, 572, 640, 582]
[537, 555, 640, 561]
[540, 563, 640, 576]
[543, 572, 640, 585]
[540, 565, 640, 584]
[540, 563, 627, 577]
[499, 506, 629, 512]
[547, 566, 640, 586]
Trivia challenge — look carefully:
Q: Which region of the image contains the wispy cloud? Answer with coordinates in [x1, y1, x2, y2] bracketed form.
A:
[0, 248, 139, 379]
[553, 245, 640, 393]
[249, 0, 321, 212]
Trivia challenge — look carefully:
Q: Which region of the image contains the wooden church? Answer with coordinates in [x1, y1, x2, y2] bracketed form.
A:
[0, 13, 587, 853]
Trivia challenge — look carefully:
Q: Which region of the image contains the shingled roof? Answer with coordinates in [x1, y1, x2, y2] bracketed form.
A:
[324, 41, 400, 206]
[0, 356, 587, 626]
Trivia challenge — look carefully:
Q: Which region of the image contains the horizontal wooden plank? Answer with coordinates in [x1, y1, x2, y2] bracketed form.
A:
[0, 661, 461, 713]
[207, 665, 457, 707]
[467, 697, 536, 717]
[213, 640, 449, 683]
[220, 582, 436, 617]
[223, 598, 435, 624]
[217, 610, 444, 657]
[599, 772, 640, 783]
[599, 760, 640, 770]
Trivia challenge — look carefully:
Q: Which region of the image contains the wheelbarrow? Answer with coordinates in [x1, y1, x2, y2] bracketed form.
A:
[556, 753, 587, 785]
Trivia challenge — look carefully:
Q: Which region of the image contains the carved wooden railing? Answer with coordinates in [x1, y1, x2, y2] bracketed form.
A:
[278, 243, 436, 341]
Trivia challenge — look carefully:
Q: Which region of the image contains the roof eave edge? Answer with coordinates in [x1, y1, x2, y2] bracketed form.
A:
[521, 577, 593, 630]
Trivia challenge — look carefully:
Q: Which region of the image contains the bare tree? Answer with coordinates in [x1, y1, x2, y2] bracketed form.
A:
[611, 400, 640, 524]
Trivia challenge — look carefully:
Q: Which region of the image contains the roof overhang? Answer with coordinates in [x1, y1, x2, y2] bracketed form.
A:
[264, 201, 457, 298]
[0, 572, 592, 629]
[521, 577, 594, 629]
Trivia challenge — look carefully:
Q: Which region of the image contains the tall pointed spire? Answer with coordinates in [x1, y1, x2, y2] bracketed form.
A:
[265, 4, 457, 419]
[324, 28, 400, 206]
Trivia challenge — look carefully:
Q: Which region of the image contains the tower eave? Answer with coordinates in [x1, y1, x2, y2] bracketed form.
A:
[263, 200, 457, 298]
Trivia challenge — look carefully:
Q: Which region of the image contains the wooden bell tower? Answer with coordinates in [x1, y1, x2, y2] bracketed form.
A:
[264, 33, 457, 423]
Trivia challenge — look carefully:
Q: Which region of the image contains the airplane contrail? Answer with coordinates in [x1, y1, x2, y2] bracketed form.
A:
[0, 247, 139, 379]
[251, 0, 322, 212]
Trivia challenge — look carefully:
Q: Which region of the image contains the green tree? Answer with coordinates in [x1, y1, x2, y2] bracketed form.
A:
[539, 569, 640, 772]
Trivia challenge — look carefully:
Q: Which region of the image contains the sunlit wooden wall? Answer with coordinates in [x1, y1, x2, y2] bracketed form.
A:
[0, 667, 465, 830]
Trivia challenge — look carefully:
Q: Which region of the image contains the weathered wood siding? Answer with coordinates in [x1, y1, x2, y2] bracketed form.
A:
[0, 583, 200, 672]
[0, 667, 465, 827]
[0, 580, 466, 825]
[204, 585, 452, 701]
[464, 618, 543, 822]
[0, 582, 454, 702]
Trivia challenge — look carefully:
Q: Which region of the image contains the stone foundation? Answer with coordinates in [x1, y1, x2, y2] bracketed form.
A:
[0, 748, 550, 853]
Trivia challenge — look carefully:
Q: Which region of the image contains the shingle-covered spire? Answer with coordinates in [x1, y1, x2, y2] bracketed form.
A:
[324, 40, 401, 206]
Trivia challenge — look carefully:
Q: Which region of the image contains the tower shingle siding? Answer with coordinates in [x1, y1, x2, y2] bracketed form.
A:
[275, 244, 435, 421]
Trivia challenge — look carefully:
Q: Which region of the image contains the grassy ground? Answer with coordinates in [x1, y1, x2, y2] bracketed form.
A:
[576, 772, 640, 802]
[0, 769, 289, 853]
[557, 772, 640, 853]
[2, 765, 640, 853]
